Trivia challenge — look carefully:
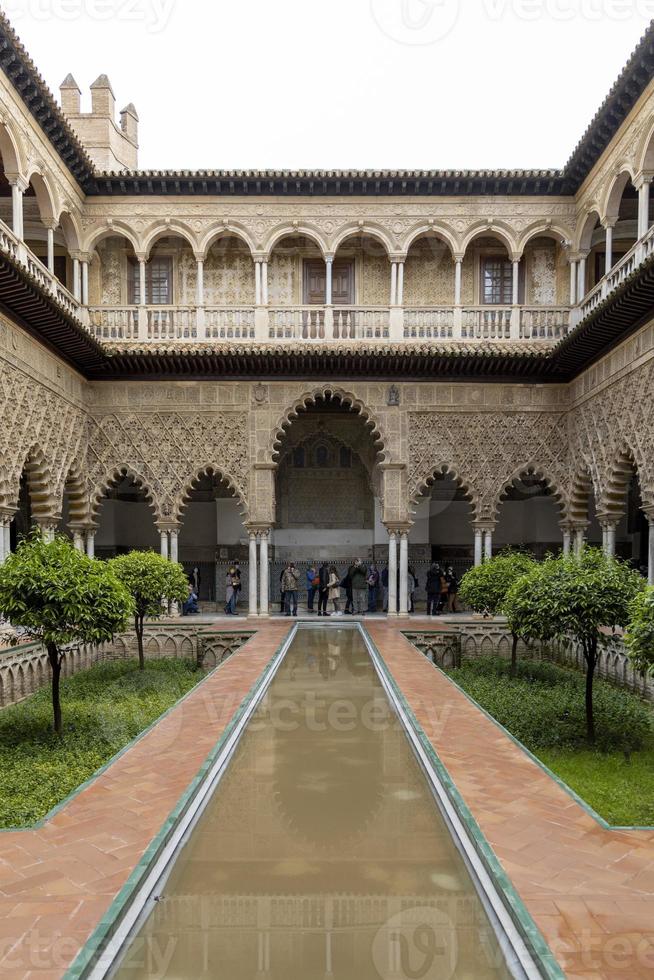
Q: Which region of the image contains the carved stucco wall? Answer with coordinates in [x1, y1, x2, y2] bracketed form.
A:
[3, 316, 654, 533]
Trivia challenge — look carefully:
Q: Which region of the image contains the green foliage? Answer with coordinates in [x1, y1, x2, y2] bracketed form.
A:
[0, 658, 201, 828]
[458, 551, 537, 616]
[503, 548, 644, 646]
[0, 533, 134, 648]
[447, 656, 652, 754]
[625, 587, 654, 675]
[108, 550, 189, 621]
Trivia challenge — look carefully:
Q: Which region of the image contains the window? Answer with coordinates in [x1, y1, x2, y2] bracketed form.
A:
[481, 257, 512, 305]
[339, 446, 352, 468]
[315, 445, 330, 468]
[292, 447, 305, 468]
[129, 257, 172, 304]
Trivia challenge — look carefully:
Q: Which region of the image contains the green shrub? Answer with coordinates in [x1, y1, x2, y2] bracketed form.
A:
[447, 657, 652, 754]
[0, 657, 201, 828]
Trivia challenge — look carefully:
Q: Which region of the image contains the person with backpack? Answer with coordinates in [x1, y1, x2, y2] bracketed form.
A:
[350, 558, 368, 615]
[281, 562, 300, 617]
[317, 561, 330, 616]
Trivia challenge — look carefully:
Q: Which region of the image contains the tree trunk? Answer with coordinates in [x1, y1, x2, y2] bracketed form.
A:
[135, 613, 145, 670]
[47, 641, 63, 736]
[510, 633, 519, 678]
[584, 638, 597, 745]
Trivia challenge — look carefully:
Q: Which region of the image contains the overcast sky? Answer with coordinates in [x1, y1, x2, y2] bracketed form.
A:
[6, 0, 654, 170]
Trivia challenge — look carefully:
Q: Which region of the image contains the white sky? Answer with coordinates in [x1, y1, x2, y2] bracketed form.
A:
[5, 0, 654, 170]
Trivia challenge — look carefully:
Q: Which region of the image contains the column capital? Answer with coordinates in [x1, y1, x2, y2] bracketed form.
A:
[384, 521, 412, 534]
[510, 251, 523, 263]
[245, 523, 273, 536]
[389, 253, 407, 264]
[6, 174, 28, 193]
[453, 253, 465, 263]
[601, 218, 617, 230]
[324, 253, 335, 263]
[634, 171, 654, 190]
[193, 251, 206, 263]
[155, 520, 182, 532]
[471, 520, 497, 532]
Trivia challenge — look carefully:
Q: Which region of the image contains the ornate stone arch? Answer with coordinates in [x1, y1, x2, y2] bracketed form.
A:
[61, 462, 90, 527]
[0, 115, 24, 174]
[263, 223, 328, 257]
[198, 222, 256, 257]
[636, 118, 654, 173]
[410, 462, 478, 515]
[331, 222, 394, 257]
[401, 222, 458, 257]
[491, 463, 565, 522]
[57, 209, 82, 253]
[84, 222, 141, 256]
[142, 220, 199, 260]
[174, 463, 249, 524]
[10, 445, 58, 521]
[516, 221, 574, 254]
[602, 167, 636, 224]
[268, 385, 388, 465]
[460, 220, 518, 258]
[24, 167, 58, 227]
[566, 464, 598, 525]
[90, 464, 160, 522]
[597, 445, 644, 520]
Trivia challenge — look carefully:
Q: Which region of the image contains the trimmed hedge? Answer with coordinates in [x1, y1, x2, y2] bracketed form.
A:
[0, 658, 202, 828]
[446, 657, 652, 754]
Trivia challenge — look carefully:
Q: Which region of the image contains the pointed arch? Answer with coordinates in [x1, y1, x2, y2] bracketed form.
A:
[90, 465, 159, 521]
[174, 464, 249, 523]
[268, 386, 388, 465]
[491, 463, 564, 522]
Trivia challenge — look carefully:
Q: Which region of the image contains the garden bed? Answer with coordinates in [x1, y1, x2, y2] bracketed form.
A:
[445, 657, 654, 827]
[0, 658, 203, 829]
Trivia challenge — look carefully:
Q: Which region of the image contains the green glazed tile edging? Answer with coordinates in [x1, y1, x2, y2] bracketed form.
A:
[0, 632, 257, 834]
[64, 625, 294, 980]
[402, 630, 654, 833]
[366, 627, 565, 980]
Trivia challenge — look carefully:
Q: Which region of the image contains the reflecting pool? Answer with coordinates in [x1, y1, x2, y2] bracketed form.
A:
[113, 627, 514, 979]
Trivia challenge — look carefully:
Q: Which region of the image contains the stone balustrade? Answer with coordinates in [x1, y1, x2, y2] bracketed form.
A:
[0, 625, 253, 709]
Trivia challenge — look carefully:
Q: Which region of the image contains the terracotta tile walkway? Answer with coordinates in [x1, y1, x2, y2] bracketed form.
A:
[366, 621, 654, 980]
[1, 617, 653, 978]
[0, 621, 290, 978]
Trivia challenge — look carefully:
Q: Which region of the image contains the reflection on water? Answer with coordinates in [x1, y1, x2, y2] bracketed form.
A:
[113, 628, 512, 980]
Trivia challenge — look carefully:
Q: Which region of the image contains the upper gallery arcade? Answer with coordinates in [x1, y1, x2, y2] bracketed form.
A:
[2, 11, 654, 616]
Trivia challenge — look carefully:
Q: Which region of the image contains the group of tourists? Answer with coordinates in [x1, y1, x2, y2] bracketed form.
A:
[277, 559, 458, 616]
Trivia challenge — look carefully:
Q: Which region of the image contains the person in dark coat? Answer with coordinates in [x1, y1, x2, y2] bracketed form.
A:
[426, 562, 442, 616]
[317, 561, 330, 616]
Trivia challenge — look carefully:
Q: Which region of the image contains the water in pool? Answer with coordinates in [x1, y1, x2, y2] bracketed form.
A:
[113, 627, 514, 979]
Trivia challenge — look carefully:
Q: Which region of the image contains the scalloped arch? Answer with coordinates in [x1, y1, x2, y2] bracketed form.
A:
[410, 462, 477, 515]
[90, 465, 159, 521]
[491, 463, 565, 523]
[173, 464, 249, 523]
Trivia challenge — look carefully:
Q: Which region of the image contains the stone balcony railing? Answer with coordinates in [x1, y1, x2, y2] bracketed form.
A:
[87, 303, 573, 344]
[0, 217, 86, 325]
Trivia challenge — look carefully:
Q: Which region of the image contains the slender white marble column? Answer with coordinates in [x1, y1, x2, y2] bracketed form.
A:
[605, 224, 614, 274]
[483, 529, 493, 561]
[577, 256, 586, 301]
[81, 261, 89, 305]
[2, 520, 10, 563]
[196, 259, 204, 306]
[159, 529, 169, 560]
[0, 519, 8, 563]
[573, 528, 585, 556]
[473, 528, 483, 567]
[562, 529, 572, 556]
[259, 531, 269, 617]
[390, 262, 397, 305]
[248, 532, 258, 616]
[72, 258, 81, 301]
[387, 531, 398, 617]
[398, 532, 409, 616]
[261, 261, 269, 305]
[396, 261, 404, 306]
[512, 259, 520, 305]
[139, 259, 147, 304]
[325, 257, 333, 305]
[86, 530, 95, 558]
[73, 531, 85, 553]
[10, 180, 24, 239]
[569, 260, 577, 306]
[648, 518, 654, 586]
[255, 260, 262, 305]
[47, 227, 55, 273]
[639, 179, 651, 238]
[169, 529, 179, 562]
[454, 258, 462, 305]
[602, 522, 617, 558]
